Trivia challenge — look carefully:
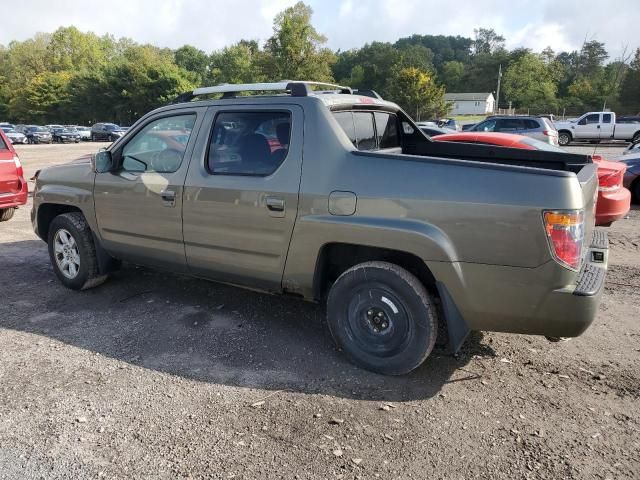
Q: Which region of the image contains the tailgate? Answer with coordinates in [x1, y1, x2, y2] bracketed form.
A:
[0, 156, 20, 194]
[577, 162, 599, 248]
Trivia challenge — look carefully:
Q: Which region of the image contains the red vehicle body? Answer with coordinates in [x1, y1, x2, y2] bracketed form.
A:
[434, 132, 631, 226]
[0, 129, 28, 222]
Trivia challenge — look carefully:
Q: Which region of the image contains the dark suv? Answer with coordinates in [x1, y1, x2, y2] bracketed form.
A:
[91, 123, 126, 142]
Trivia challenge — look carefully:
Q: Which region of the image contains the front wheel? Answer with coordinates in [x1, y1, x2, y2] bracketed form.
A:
[558, 132, 571, 146]
[327, 261, 438, 375]
[0, 208, 16, 222]
[47, 212, 108, 290]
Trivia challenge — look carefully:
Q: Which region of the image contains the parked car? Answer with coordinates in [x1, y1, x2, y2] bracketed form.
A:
[617, 116, 640, 124]
[22, 126, 53, 144]
[429, 118, 461, 131]
[469, 115, 559, 146]
[0, 127, 27, 144]
[33, 81, 608, 375]
[0, 129, 27, 222]
[0, 122, 16, 130]
[51, 127, 81, 143]
[70, 126, 92, 141]
[45, 124, 65, 132]
[555, 112, 640, 146]
[90, 123, 127, 142]
[433, 132, 630, 226]
[619, 152, 640, 203]
[419, 126, 456, 137]
[461, 123, 477, 131]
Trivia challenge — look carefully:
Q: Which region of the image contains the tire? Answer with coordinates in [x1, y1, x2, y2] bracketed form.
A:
[91, 133, 96, 142]
[0, 208, 15, 222]
[326, 261, 438, 375]
[632, 179, 640, 205]
[558, 131, 572, 146]
[47, 212, 108, 290]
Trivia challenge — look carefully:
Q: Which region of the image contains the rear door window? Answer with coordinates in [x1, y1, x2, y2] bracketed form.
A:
[208, 111, 292, 176]
[374, 112, 400, 149]
[523, 119, 540, 130]
[353, 112, 376, 151]
[496, 118, 524, 131]
[602, 113, 612, 124]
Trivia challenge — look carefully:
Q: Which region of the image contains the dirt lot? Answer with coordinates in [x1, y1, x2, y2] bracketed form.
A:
[0, 142, 638, 479]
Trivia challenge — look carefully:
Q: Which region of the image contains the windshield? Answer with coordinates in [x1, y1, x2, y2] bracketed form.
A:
[29, 126, 49, 132]
[1, 127, 13, 133]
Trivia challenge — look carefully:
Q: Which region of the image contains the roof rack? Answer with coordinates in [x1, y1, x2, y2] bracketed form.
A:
[172, 81, 353, 103]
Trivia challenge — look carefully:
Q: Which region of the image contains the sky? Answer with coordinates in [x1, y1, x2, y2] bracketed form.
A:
[0, 0, 637, 60]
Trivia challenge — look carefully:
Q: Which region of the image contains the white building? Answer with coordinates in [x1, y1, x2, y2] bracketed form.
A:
[444, 93, 495, 115]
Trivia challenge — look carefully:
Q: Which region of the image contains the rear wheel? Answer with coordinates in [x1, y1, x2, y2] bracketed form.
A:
[0, 208, 16, 222]
[558, 131, 572, 146]
[632, 179, 640, 205]
[327, 261, 438, 375]
[47, 212, 108, 290]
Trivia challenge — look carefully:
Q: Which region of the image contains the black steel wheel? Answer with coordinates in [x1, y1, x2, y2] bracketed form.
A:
[327, 261, 438, 375]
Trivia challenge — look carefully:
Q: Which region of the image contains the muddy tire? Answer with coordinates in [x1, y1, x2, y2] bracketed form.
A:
[47, 212, 108, 290]
[327, 261, 438, 375]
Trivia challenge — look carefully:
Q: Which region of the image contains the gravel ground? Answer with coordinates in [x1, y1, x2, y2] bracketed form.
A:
[0, 142, 638, 480]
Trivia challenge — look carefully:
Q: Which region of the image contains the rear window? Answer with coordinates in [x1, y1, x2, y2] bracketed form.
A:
[374, 112, 400, 149]
[334, 111, 400, 151]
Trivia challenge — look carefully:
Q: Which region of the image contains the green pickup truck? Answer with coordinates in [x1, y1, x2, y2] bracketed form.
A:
[32, 81, 608, 375]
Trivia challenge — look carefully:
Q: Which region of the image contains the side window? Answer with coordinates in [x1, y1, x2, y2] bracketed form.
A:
[524, 119, 540, 130]
[334, 111, 356, 147]
[208, 111, 291, 176]
[121, 114, 196, 173]
[602, 114, 612, 124]
[579, 114, 600, 125]
[496, 118, 522, 131]
[353, 112, 376, 151]
[374, 112, 400, 149]
[475, 119, 496, 132]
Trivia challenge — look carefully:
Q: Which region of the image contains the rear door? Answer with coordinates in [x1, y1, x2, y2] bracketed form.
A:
[182, 104, 303, 292]
[600, 113, 614, 140]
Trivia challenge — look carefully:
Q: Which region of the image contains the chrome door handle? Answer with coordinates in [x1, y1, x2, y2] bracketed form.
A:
[160, 190, 176, 207]
[266, 197, 285, 211]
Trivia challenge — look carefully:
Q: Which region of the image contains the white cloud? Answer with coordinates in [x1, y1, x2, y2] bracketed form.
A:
[0, 0, 636, 59]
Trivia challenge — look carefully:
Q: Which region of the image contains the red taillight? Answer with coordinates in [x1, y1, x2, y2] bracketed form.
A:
[543, 210, 584, 270]
[543, 130, 556, 137]
[598, 169, 623, 192]
[13, 156, 24, 178]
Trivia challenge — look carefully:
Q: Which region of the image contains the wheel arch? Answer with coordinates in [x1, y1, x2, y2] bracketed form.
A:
[36, 203, 83, 241]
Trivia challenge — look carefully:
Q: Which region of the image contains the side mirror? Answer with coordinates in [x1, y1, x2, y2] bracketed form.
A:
[92, 150, 113, 173]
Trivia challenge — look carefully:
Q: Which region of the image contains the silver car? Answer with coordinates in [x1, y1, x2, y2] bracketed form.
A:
[1, 127, 27, 144]
[470, 115, 559, 146]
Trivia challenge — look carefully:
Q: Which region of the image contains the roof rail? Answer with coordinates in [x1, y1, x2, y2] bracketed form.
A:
[171, 81, 353, 103]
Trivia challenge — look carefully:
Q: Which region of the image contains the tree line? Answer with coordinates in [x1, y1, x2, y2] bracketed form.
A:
[1, 2, 639, 125]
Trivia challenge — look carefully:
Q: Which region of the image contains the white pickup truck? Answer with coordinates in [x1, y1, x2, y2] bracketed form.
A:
[555, 112, 640, 146]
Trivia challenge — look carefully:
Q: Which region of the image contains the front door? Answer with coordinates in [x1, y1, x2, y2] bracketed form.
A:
[573, 113, 601, 139]
[182, 104, 303, 292]
[94, 110, 204, 271]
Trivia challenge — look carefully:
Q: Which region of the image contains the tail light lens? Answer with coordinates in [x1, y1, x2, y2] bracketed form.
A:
[543, 210, 584, 271]
[13, 156, 24, 178]
[543, 130, 557, 136]
[598, 168, 624, 192]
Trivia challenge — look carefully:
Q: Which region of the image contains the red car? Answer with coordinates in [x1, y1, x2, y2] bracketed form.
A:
[433, 132, 630, 226]
[0, 129, 28, 222]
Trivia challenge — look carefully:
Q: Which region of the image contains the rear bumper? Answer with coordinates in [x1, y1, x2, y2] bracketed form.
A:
[429, 230, 608, 338]
[0, 176, 28, 209]
[596, 187, 631, 225]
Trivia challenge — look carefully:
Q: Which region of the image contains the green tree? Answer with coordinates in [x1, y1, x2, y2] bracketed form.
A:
[209, 41, 264, 84]
[11, 71, 73, 123]
[262, 1, 335, 81]
[472, 28, 506, 55]
[440, 60, 465, 91]
[619, 48, 640, 114]
[174, 45, 210, 85]
[46, 26, 111, 72]
[386, 67, 450, 120]
[502, 52, 557, 110]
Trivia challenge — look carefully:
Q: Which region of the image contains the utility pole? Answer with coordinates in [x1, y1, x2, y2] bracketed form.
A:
[494, 64, 502, 114]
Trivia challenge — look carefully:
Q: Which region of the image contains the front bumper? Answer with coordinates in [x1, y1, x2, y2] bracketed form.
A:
[429, 230, 609, 338]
